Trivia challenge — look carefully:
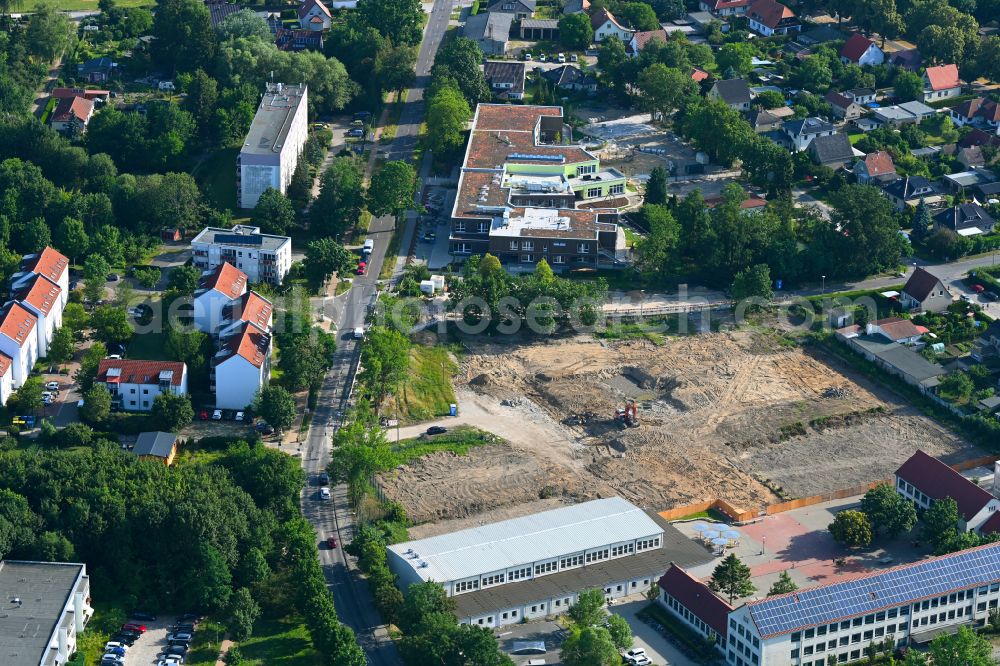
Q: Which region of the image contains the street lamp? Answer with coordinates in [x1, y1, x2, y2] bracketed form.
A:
[821, 275, 826, 296]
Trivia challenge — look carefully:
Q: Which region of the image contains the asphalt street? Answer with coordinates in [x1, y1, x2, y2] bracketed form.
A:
[298, 1, 455, 665]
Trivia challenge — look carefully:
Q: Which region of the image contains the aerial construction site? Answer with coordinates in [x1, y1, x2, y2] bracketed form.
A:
[379, 330, 982, 535]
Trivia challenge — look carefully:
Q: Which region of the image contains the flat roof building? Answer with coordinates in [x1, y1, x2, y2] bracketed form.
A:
[237, 83, 308, 209]
[191, 225, 292, 285]
[387, 497, 710, 627]
[0, 560, 92, 666]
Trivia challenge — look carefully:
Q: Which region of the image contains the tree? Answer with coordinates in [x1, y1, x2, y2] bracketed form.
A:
[860, 483, 918, 538]
[755, 90, 786, 109]
[90, 306, 133, 344]
[151, 393, 194, 431]
[793, 55, 833, 92]
[376, 45, 417, 94]
[618, 2, 659, 29]
[635, 204, 680, 274]
[26, 4, 73, 62]
[938, 371, 973, 402]
[310, 156, 366, 237]
[167, 264, 202, 293]
[215, 8, 272, 42]
[637, 64, 697, 120]
[918, 25, 965, 66]
[768, 571, 798, 596]
[227, 588, 260, 641]
[646, 166, 668, 205]
[921, 497, 960, 548]
[304, 239, 354, 288]
[559, 13, 593, 50]
[426, 83, 472, 157]
[76, 342, 107, 392]
[978, 36, 1000, 83]
[184, 69, 220, 142]
[19, 218, 51, 254]
[894, 70, 925, 102]
[568, 588, 607, 628]
[716, 42, 755, 76]
[254, 385, 296, 432]
[9, 377, 44, 415]
[83, 254, 111, 303]
[929, 626, 993, 665]
[152, 0, 216, 74]
[55, 218, 89, 265]
[605, 614, 633, 651]
[709, 553, 756, 603]
[0, 490, 43, 559]
[560, 626, 621, 666]
[368, 161, 416, 219]
[47, 327, 76, 365]
[357, 0, 423, 46]
[183, 542, 232, 611]
[430, 38, 490, 105]
[80, 385, 112, 424]
[731, 264, 773, 309]
[829, 509, 873, 548]
[252, 188, 295, 236]
[358, 326, 410, 404]
[911, 199, 932, 243]
[397, 581, 457, 635]
[134, 267, 161, 290]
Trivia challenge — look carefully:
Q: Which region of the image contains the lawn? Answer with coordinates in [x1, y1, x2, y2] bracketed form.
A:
[385, 345, 457, 422]
[126, 331, 172, 361]
[392, 425, 504, 465]
[74, 600, 127, 665]
[192, 147, 240, 213]
[235, 616, 322, 666]
[672, 508, 732, 523]
[179, 618, 226, 666]
[34, 0, 151, 9]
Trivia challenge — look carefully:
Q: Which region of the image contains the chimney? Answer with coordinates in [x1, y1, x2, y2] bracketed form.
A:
[74, 592, 85, 633]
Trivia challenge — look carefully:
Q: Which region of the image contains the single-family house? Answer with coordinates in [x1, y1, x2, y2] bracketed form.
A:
[627, 29, 668, 56]
[132, 431, 180, 465]
[808, 132, 855, 168]
[541, 65, 598, 92]
[825, 91, 863, 121]
[13, 274, 62, 358]
[464, 12, 513, 55]
[486, 0, 535, 20]
[957, 145, 986, 169]
[591, 8, 633, 42]
[77, 57, 115, 82]
[881, 175, 937, 210]
[275, 27, 324, 51]
[949, 97, 1000, 132]
[708, 78, 752, 111]
[50, 87, 109, 102]
[14, 247, 70, 307]
[866, 317, 925, 344]
[975, 320, 1000, 360]
[933, 203, 996, 236]
[49, 96, 95, 135]
[839, 34, 884, 66]
[853, 151, 897, 185]
[690, 66, 710, 83]
[0, 303, 38, 389]
[750, 107, 788, 133]
[843, 88, 876, 105]
[193, 262, 249, 333]
[297, 0, 331, 31]
[746, 0, 800, 36]
[901, 266, 952, 313]
[96, 359, 188, 412]
[783, 117, 835, 151]
[698, 0, 749, 17]
[888, 48, 922, 71]
[205, 0, 244, 27]
[895, 450, 1000, 533]
[923, 64, 962, 103]
[484, 61, 526, 100]
[0, 353, 11, 407]
[213, 321, 272, 409]
[959, 128, 1000, 150]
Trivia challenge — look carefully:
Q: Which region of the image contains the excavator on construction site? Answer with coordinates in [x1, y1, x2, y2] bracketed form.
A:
[614, 400, 639, 429]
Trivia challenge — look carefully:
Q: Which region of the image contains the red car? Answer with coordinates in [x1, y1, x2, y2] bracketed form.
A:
[973, 284, 985, 293]
[327, 536, 338, 548]
[122, 623, 147, 633]
[356, 262, 367, 275]
[198, 410, 209, 420]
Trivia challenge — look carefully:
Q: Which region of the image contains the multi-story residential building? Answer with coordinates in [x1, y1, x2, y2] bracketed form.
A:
[449, 104, 628, 270]
[218, 291, 274, 335]
[0, 302, 39, 389]
[746, 0, 800, 36]
[387, 497, 710, 628]
[661, 542, 1000, 666]
[193, 262, 249, 333]
[212, 321, 272, 409]
[13, 247, 70, 307]
[0, 559, 92, 666]
[191, 225, 292, 285]
[0, 353, 12, 407]
[13, 274, 63, 357]
[895, 450, 1000, 533]
[237, 82, 308, 208]
[96, 359, 188, 412]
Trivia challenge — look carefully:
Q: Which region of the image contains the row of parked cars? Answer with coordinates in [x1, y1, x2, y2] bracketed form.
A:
[101, 612, 199, 666]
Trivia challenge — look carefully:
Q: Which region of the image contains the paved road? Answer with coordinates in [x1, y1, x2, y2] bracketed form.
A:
[298, 0, 455, 664]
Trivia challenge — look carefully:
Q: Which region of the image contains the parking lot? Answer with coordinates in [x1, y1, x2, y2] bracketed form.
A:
[119, 615, 177, 665]
[412, 185, 455, 270]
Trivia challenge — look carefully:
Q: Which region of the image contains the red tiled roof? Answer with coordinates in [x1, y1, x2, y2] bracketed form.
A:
[925, 64, 960, 91]
[51, 95, 95, 123]
[979, 100, 1000, 123]
[0, 352, 11, 378]
[746, 0, 794, 28]
[23, 247, 69, 283]
[872, 316, 922, 341]
[229, 291, 273, 329]
[298, 0, 331, 20]
[630, 29, 668, 52]
[51, 87, 110, 100]
[690, 67, 710, 82]
[0, 303, 38, 348]
[200, 262, 248, 299]
[97, 359, 186, 386]
[704, 195, 767, 209]
[952, 97, 984, 121]
[863, 151, 895, 177]
[706, 0, 749, 8]
[16, 274, 62, 316]
[958, 128, 1000, 149]
[895, 450, 994, 522]
[839, 34, 875, 63]
[659, 564, 733, 637]
[223, 322, 271, 368]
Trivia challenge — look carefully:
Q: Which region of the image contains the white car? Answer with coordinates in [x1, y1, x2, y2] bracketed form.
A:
[320, 487, 331, 500]
[625, 648, 648, 660]
[353, 327, 364, 340]
[523, 52, 532, 60]
[106, 354, 122, 360]
[45, 381, 60, 391]
[212, 409, 222, 420]
[157, 659, 183, 666]
[104, 642, 129, 652]
[235, 411, 245, 422]
[557, 52, 566, 62]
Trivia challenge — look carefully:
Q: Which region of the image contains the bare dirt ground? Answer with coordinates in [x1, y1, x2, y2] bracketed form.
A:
[379, 330, 982, 524]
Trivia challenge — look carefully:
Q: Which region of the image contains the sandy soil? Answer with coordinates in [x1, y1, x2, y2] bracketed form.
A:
[379, 331, 982, 523]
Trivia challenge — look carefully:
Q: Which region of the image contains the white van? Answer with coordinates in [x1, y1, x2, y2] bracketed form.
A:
[362, 239, 374, 255]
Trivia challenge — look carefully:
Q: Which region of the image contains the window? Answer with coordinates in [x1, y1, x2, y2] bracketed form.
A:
[552, 255, 565, 264]
[535, 561, 557, 575]
[455, 221, 466, 233]
[560, 555, 583, 569]
[477, 222, 489, 234]
[482, 573, 505, 586]
[805, 629, 814, 639]
[509, 567, 531, 580]
[454, 243, 471, 254]
[577, 164, 596, 176]
[586, 187, 602, 198]
[612, 544, 634, 557]
[818, 625, 827, 636]
[520, 254, 534, 263]
[512, 610, 517, 617]
[455, 580, 479, 593]
[523, 241, 534, 251]
[610, 183, 625, 195]
[509, 241, 519, 250]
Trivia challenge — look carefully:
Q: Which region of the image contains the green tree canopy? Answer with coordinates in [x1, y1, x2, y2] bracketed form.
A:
[709, 553, 756, 603]
[561, 626, 621, 666]
[253, 385, 296, 432]
[252, 188, 296, 236]
[860, 483, 918, 538]
[559, 13, 594, 50]
[368, 161, 416, 219]
[829, 509, 873, 548]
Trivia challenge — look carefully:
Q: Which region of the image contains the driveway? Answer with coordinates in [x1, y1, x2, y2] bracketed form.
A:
[614, 598, 699, 666]
[793, 187, 834, 220]
[122, 615, 177, 666]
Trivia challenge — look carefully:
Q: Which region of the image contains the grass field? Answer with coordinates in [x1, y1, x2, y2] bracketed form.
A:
[235, 616, 322, 666]
[392, 425, 503, 465]
[33, 0, 151, 9]
[385, 345, 457, 422]
[126, 331, 171, 361]
[192, 147, 240, 213]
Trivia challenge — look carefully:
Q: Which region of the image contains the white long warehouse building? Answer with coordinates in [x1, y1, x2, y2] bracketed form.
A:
[387, 496, 710, 627]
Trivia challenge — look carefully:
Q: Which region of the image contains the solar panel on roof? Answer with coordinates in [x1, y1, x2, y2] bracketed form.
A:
[215, 233, 264, 246]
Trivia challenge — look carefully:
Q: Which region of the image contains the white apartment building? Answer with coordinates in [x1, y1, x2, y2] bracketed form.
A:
[193, 262, 249, 333]
[660, 543, 1000, 666]
[0, 560, 93, 666]
[387, 497, 708, 628]
[96, 359, 188, 412]
[14, 274, 63, 357]
[0, 302, 40, 388]
[0, 353, 12, 407]
[191, 225, 292, 286]
[237, 82, 308, 209]
[212, 321, 272, 409]
[12, 247, 70, 307]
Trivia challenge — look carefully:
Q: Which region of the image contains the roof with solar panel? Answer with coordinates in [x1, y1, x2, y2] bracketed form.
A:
[745, 542, 1000, 638]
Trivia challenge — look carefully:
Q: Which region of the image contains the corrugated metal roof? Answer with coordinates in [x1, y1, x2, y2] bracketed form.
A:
[388, 497, 663, 583]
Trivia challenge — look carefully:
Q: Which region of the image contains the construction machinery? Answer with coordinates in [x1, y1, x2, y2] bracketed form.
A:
[614, 400, 639, 429]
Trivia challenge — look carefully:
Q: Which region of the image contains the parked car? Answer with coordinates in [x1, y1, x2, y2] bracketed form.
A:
[104, 646, 127, 657]
[426, 426, 448, 435]
[320, 487, 331, 500]
[104, 642, 129, 652]
[161, 646, 188, 658]
[356, 261, 367, 275]
[107, 273, 120, 281]
[256, 421, 274, 435]
[235, 411, 245, 421]
[353, 327, 364, 340]
[523, 52, 532, 60]
[557, 52, 566, 62]
[327, 536, 338, 548]
[570, 53, 578, 62]
[198, 410, 209, 420]
[168, 632, 193, 642]
[130, 611, 157, 621]
[318, 472, 329, 485]
[45, 381, 60, 391]
[211, 409, 222, 420]
[347, 127, 365, 138]
[972, 284, 985, 293]
[122, 623, 146, 633]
